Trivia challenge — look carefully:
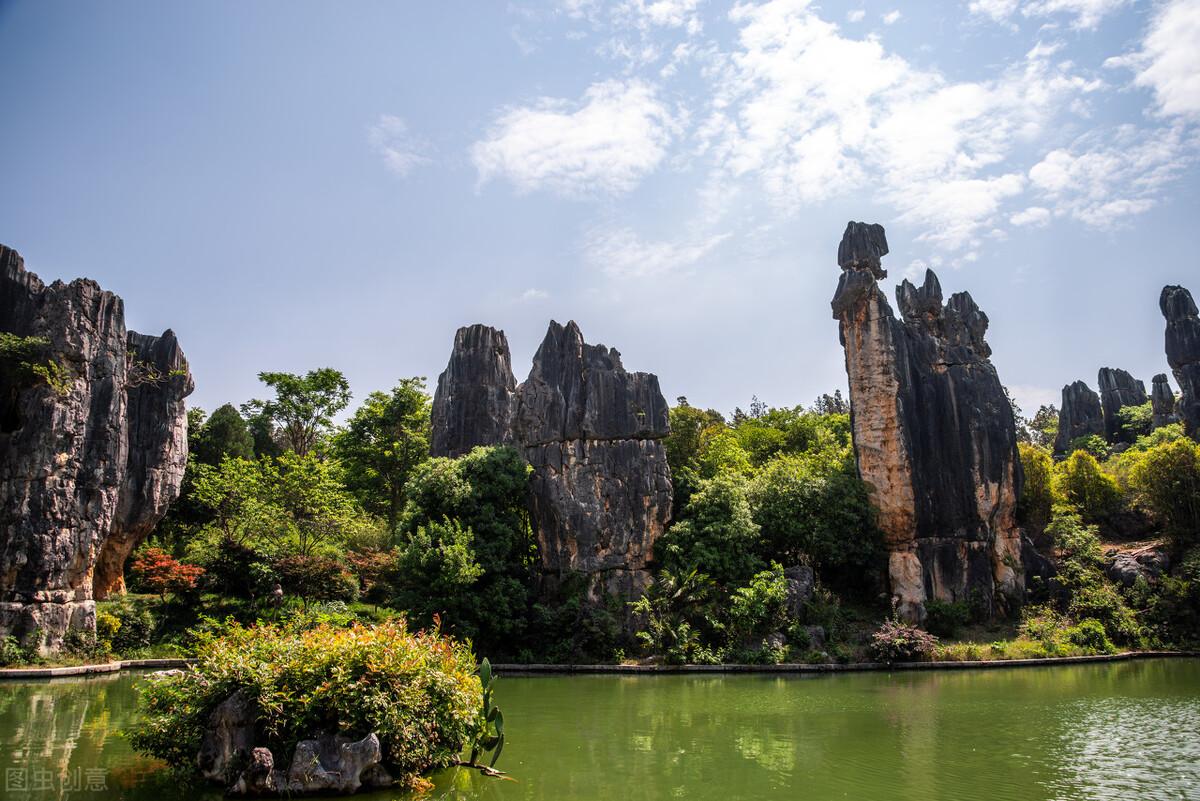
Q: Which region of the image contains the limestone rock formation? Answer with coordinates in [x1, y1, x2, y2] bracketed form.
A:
[430, 324, 516, 458]
[1098, 367, 1147, 442]
[1151, 373, 1178, 429]
[831, 222, 1024, 623]
[0, 245, 192, 651]
[1161, 285, 1200, 438]
[1054, 381, 1105, 455]
[431, 319, 672, 602]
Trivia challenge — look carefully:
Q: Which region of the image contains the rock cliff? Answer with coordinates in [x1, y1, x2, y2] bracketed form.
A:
[831, 222, 1024, 622]
[1054, 381, 1105, 455]
[1097, 367, 1147, 443]
[0, 245, 192, 651]
[1161, 285, 1200, 438]
[430, 324, 516, 458]
[431, 320, 671, 602]
[1150, 373, 1178, 430]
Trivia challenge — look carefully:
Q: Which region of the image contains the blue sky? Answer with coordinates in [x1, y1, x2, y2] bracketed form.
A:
[2, 0, 1197, 419]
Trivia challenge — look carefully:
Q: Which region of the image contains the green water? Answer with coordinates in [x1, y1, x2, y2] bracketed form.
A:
[1, 661, 1198, 801]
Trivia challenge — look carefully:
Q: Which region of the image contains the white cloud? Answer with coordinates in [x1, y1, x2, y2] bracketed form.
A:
[1028, 124, 1195, 226]
[616, 0, 701, 29]
[882, 9, 902, 24]
[1008, 384, 1059, 416]
[703, 1, 1101, 251]
[847, 9, 866, 22]
[520, 288, 550, 301]
[1107, 0, 1200, 118]
[968, 0, 1020, 24]
[584, 226, 730, 278]
[1010, 206, 1052, 225]
[1021, 0, 1129, 30]
[969, 0, 1129, 29]
[368, 115, 429, 177]
[471, 79, 677, 197]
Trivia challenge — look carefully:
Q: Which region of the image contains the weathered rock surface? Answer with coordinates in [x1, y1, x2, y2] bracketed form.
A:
[198, 690, 256, 786]
[430, 324, 516, 458]
[1161, 285, 1200, 438]
[431, 319, 672, 603]
[1104, 547, 1170, 588]
[1150, 373, 1178, 429]
[831, 222, 1024, 623]
[0, 245, 193, 651]
[1054, 380, 1105, 455]
[783, 565, 815, 620]
[1098, 367, 1147, 442]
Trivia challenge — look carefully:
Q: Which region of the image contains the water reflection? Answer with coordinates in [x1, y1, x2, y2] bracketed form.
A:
[0, 661, 1197, 801]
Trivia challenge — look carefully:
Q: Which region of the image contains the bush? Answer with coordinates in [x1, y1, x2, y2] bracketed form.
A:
[1053, 451, 1122, 523]
[274, 554, 359, 606]
[1065, 618, 1115, 653]
[129, 620, 482, 787]
[658, 473, 764, 586]
[869, 619, 938, 663]
[1017, 443, 1056, 539]
[924, 599, 971, 637]
[130, 547, 206, 600]
[1127, 438, 1200, 548]
[728, 564, 791, 642]
[0, 635, 28, 666]
[106, 599, 156, 652]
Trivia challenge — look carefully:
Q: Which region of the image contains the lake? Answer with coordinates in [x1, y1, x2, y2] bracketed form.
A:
[1, 660, 1197, 800]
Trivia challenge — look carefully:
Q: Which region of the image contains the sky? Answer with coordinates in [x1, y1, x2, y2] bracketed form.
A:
[1, 0, 1198, 420]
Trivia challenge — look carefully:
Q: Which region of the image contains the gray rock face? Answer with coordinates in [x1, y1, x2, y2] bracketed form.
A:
[431, 319, 672, 603]
[1104, 547, 1170, 588]
[430, 324, 516, 458]
[0, 245, 193, 651]
[783, 565, 815, 620]
[198, 691, 256, 785]
[1098, 367, 1147, 442]
[1054, 381, 1105, 455]
[831, 222, 1024, 623]
[1151, 373, 1178, 429]
[1161, 285, 1200, 438]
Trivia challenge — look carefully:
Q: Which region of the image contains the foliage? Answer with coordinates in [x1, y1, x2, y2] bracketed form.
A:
[631, 568, 717, 665]
[728, 564, 790, 642]
[242, 368, 352, 456]
[103, 598, 156, 652]
[658, 473, 764, 587]
[0, 635, 30, 666]
[1027, 404, 1059, 450]
[0, 332, 71, 396]
[1065, 619, 1115, 653]
[749, 452, 879, 577]
[1126, 437, 1200, 548]
[347, 547, 400, 606]
[189, 457, 276, 546]
[1069, 434, 1109, 460]
[200, 538, 276, 600]
[1052, 450, 1122, 523]
[1046, 507, 1142, 645]
[923, 598, 971, 637]
[129, 620, 483, 786]
[190, 403, 254, 465]
[1116, 401, 1154, 443]
[334, 377, 431, 528]
[130, 548, 205, 601]
[274, 554, 359, 607]
[400, 446, 533, 656]
[395, 519, 484, 629]
[465, 659, 505, 769]
[1017, 443, 1056, 537]
[868, 618, 938, 663]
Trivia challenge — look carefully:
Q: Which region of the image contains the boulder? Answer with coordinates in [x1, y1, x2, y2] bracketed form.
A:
[1054, 381, 1104, 455]
[1150, 373, 1178, 429]
[430, 324, 516, 458]
[831, 222, 1024, 623]
[197, 691, 256, 785]
[783, 565, 815, 619]
[0, 245, 193, 652]
[227, 734, 394, 797]
[1104, 547, 1170, 588]
[1161, 285, 1200, 438]
[1097, 367, 1147, 443]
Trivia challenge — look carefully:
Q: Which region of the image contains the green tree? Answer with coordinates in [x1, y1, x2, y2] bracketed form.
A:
[1052, 450, 1122, 523]
[749, 453, 879, 577]
[395, 518, 485, 627]
[1116, 401, 1154, 443]
[191, 403, 254, 466]
[1128, 438, 1200, 548]
[189, 457, 278, 546]
[242, 368, 351, 455]
[658, 473, 763, 587]
[1017, 443, 1056, 539]
[334, 377, 431, 529]
[1028, 404, 1059, 450]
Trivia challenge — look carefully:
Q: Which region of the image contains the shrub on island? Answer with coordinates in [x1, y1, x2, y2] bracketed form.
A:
[130, 619, 483, 795]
